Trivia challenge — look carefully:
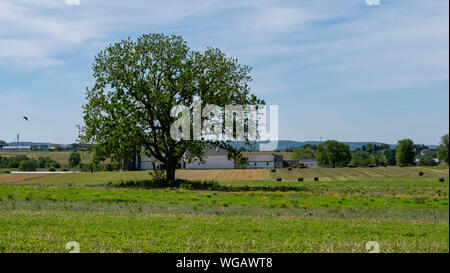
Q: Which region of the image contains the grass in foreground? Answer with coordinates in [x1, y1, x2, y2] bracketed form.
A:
[0, 178, 448, 253]
[1, 208, 447, 253]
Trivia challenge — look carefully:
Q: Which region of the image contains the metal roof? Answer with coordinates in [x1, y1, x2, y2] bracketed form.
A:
[248, 154, 276, 162]
[299, 159, 317, 163]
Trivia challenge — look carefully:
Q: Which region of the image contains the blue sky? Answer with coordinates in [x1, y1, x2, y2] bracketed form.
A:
[0, 0, 448, 145]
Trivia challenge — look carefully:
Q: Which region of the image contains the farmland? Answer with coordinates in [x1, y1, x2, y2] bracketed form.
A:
[0, 166, 448, 253]
[0, 166, 447, 184]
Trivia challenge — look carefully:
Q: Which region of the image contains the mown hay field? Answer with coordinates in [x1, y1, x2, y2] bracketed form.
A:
[0, 167, 447, 185]
[0, 166, 448, 253]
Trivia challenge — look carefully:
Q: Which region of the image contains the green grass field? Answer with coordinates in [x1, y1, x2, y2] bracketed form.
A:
[0, 167, 448, 253]
[0, 166, 447, 184]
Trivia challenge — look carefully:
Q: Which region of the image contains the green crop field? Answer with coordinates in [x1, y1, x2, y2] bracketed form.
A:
[0, 166, 447, 184]
[0, 151, 94, 168]
[0, 166, 448, 253]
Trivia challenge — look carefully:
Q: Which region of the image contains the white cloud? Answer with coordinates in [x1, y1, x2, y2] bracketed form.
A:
[65, 0, 80, 6]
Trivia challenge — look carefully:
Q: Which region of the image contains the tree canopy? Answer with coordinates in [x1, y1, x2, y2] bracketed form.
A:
[384, 148, 397, 166]
[437, 134, 449, 165]
[316, 140, 351, 168]
[292, 146, 317, 160]
[395, 139, 416, 166]
[68, 152, 82, 168]
[79, 33, 263, 181]
[350, 151, 376, 167]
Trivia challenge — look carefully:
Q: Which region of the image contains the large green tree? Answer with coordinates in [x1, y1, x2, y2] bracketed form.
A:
[350, 151, 375, 167]
[79, 33, 262, 181]
[437, 133, 449, 165]
[68, 152, 82, 168]
[384, 148, 396, 166]
[293, 146, 316, 160]
[395, 139, 416, 166]
[316, 140, 351, 168]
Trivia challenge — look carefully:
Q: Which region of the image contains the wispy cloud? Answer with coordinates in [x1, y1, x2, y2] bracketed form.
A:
[0, 0, 448, 143]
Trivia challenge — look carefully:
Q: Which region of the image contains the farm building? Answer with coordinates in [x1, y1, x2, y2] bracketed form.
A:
[283, 160, 300, 168]
[139, 155, 165, 170]
[126, 149, 234, 170]
[299, 159, 319, 168]
[122, 154, 165, 171]
[2, 145, 31, 151]
[184, 149, 234, 169]
[420, 149, 438, 156]
[248, 154, 283, 169]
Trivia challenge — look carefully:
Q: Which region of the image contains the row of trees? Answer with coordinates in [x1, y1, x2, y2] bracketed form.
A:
[292, 134, 449, 168]
[0, 155, 61, 171]
[0, 151, 121, 172]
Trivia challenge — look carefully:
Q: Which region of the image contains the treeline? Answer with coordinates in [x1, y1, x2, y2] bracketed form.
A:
[289, 133, 449, 168]
[0, 152, 121, 172]
[0, 155, 61, 171]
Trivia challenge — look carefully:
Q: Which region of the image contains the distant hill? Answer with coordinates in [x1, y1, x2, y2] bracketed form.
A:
[5, 141, 437, 151]
[6, 142, 55, 146]
[5, 142, 70, 148]
[232, 140, 437, 151]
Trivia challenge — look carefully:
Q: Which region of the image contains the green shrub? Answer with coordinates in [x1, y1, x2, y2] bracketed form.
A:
[105, 163, 115, 172]
[93, 163, 104, 172]
[68, 152, 82, 168]
[1, 155, 29, 168]
[49, 167, 56, 172]
[79, 163, 91, 172]
[105, 162, 120, 172]
[110, 179, 308, 192]
[50, 161, 60, 169]
[18, 160, 37, 171]
[61, 168, 70, 172]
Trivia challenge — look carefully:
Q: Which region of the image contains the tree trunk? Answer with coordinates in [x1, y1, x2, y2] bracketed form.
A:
[166, 156, 176, 181]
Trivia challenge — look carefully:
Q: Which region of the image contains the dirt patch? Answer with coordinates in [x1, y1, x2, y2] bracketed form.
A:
[0, 173, 50, 183]
[431, 169, 449, 174]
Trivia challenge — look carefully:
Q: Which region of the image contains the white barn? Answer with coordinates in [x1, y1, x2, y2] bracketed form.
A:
[184, 149, 234, 169]
[248, 154, 283, 169]
[139, 155, 164, 170]
[2, 145, 31, 151]
[299, 159, 319, 168]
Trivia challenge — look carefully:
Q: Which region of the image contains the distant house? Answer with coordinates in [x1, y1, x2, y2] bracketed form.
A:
[2, 145, 31, 151]
[184, 149, 234, 169]
[122, 154, 164, 171]
[299, 159, 319, 168]
[420, 149, 438, 156]
[283, 160, 300, 168]
[415, 158, 440, 165]
[139, 155, 164, 170]
[248, 154, 283, 169]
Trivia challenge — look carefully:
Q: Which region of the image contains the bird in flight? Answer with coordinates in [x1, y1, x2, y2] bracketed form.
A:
[23, 116, 29, 122]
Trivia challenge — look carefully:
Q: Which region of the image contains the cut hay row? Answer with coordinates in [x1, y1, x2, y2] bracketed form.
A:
[0, 167, 447, 185]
